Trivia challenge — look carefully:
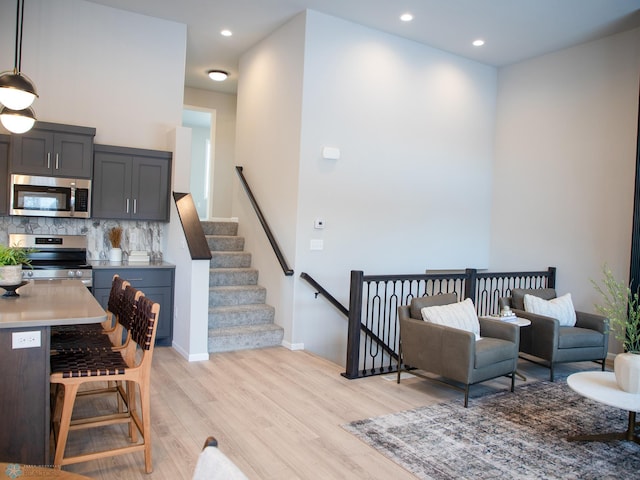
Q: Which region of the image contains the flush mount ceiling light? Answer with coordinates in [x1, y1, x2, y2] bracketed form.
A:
[0, 0, 38, 112]
[220, 29, 232, 37]
[0, 106, 36, 134]
[208, 70, 228, 82]
[400, 13, 413, 22]
[472, 39, 486, 47]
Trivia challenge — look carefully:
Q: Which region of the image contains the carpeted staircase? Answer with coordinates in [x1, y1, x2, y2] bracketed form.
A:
[202, 221, 284, 353]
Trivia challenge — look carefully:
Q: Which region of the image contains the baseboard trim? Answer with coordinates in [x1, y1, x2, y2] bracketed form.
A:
[282, 340, 304, 351]
[188, 352, 211, 362]
[207, 216, 239, 222]
[172, 342, 210, 362]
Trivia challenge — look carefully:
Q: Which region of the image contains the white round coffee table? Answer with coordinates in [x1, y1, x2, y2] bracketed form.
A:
[567, 371, 640, 444]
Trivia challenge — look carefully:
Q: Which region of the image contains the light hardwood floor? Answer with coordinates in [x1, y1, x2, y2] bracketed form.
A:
[62, 346, 599, 480]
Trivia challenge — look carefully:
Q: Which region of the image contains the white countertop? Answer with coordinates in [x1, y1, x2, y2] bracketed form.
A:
[567, 371, 640, 412]
[0, 279, 106, 329]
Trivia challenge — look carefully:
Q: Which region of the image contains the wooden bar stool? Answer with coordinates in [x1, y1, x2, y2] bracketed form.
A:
[50, 275, 134, 414]
[50, 288, 160, 473]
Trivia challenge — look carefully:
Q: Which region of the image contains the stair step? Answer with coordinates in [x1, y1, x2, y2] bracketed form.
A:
[208, 304, 275, 329]
[209, 268, 258, 286]
[208, 324, 284, 353]
[210, 252, 252, 268]
[209, 285, 267, 306]
[207, 235, 245, 252]
[203, 219, 281, 355]
[200, 221, 238, 236]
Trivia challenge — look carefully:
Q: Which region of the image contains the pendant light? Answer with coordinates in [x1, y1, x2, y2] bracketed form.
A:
[0, 106, 35, 134]
[0, 0, 38, 134]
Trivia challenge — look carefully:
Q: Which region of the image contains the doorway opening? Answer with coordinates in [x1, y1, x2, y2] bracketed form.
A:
[182, 108, 216, 220]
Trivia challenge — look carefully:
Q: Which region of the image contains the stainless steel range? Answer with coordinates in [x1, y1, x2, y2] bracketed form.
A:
[9, 234, 92, 288]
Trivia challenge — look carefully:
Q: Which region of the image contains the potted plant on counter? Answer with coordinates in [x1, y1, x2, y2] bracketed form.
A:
[593, 265, 640, 393]
[0, 244, 32, 286]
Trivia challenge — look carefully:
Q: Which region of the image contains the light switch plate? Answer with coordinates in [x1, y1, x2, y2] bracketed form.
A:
[322, 146, 340, 160]
[310, 239, 324, 250]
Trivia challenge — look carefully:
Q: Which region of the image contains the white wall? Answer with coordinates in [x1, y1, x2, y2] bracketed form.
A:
[491, 27, 640, 353]
[235, 10, 498, 364]
[295, 11, 497, 362]
[234, 13, 307, 347]
[184, 88, 237, 218]
[166, 126, 210, 361]
[0, 0, 186, 150]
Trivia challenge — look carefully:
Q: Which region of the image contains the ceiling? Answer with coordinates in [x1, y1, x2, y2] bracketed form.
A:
[86, 0, 640, 95]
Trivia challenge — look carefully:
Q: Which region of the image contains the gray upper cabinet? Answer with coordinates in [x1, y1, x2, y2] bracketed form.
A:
[0, 134, 9, 215]
[9, 121, 96, 179]
[92, 144, 172, 221]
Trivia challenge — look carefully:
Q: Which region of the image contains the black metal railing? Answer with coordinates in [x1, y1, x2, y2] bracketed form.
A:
[344, 267, 556, 379]
[300, 272, 348, 316]
[235, 166, 294, 276]
[300, 272, 399, 365]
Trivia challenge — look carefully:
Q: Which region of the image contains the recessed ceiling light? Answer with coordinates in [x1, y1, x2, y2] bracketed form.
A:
[472, 39, 485, 47]
[400, 13, 413, 22]
[220, 29, 232, 37]
[208, 70, 228, 81]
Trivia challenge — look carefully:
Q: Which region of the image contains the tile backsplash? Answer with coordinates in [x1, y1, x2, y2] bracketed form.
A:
[0, 216, 164, 261]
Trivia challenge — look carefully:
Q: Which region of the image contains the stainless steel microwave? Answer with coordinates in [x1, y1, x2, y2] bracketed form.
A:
[10, 174, 91, 218]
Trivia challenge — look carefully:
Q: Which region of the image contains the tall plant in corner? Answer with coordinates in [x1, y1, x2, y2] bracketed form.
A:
[592, 265, 640, 354]
[592, 264, 640, 393]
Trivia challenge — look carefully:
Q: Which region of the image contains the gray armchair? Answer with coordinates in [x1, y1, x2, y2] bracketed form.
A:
[499, 288, 609, 381]
[397, 293, 520, 407]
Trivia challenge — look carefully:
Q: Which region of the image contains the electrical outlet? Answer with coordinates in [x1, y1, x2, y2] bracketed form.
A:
[12, 330, 41, 349]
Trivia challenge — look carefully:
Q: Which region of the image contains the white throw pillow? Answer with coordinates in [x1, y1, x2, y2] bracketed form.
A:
[420, 298, 481, 341]
[523, 293, 577, 327]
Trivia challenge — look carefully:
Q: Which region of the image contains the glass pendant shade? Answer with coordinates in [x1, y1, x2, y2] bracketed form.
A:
[0, 71, 38, 110]
[0, 106, 36, 134]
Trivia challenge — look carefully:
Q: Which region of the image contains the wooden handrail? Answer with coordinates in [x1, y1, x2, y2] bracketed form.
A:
[235, 166, 294, 276]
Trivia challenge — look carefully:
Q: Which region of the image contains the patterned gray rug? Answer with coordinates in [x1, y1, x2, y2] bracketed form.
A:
[344, 379, 640, 480]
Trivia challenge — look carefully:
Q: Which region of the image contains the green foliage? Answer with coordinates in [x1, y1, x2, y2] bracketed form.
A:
[0, 244, 33, 266]
[592, 265, 640, 354]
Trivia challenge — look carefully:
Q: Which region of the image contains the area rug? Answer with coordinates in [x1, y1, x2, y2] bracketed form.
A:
[344, 379, 640, 480]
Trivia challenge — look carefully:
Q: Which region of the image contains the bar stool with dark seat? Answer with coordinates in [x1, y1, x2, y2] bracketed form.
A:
[50, 275, 130, 354]
[50, 287, 160, 473]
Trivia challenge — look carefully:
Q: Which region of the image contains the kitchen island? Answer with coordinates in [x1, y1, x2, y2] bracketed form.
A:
[0, 280, 106, 465]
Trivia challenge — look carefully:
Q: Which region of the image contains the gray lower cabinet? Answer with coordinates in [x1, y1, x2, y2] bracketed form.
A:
[0, 134, 9, 215]
[92, 144, 172, 221]
[93, 267, 174, 346]
[9, 121, 95, 178]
